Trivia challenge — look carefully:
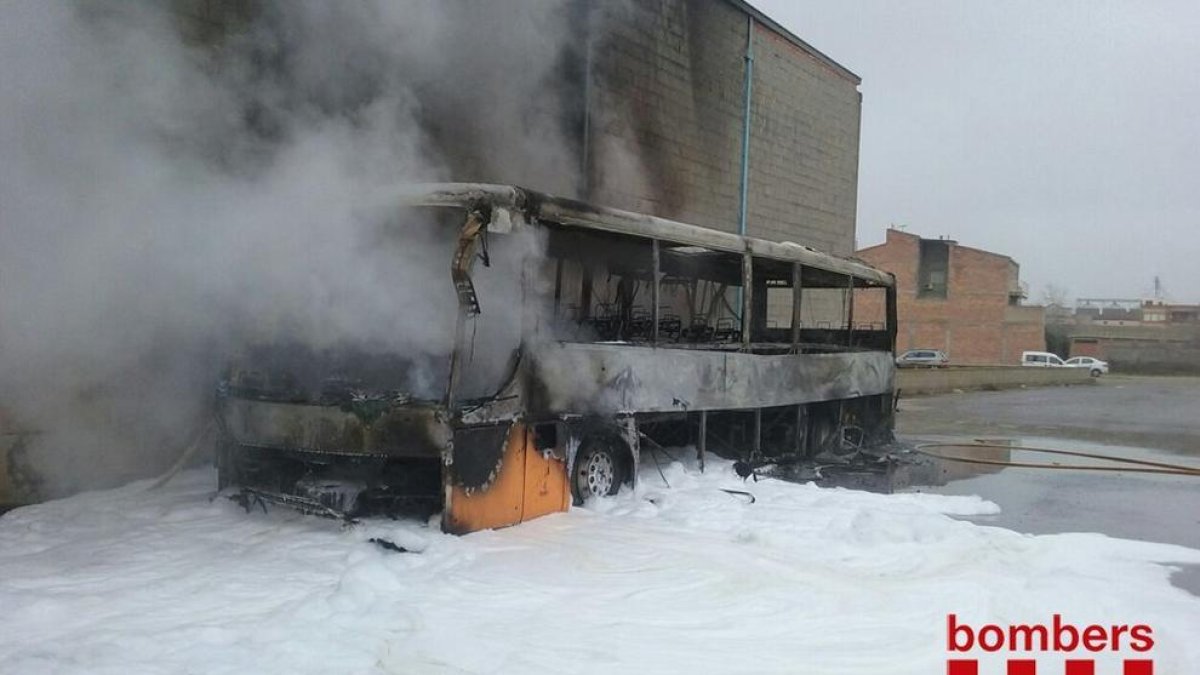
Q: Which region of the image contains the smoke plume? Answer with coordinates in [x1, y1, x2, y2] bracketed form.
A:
[0, 0, 580, 496]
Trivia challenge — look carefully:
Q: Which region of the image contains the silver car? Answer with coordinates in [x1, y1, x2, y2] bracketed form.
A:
[895, 349, 949, 368]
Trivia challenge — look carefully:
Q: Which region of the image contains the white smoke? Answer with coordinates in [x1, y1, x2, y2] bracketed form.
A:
[0, 0, 578, 496]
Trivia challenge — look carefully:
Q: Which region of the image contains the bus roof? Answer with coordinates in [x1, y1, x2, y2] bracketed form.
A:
[398, 183, 894, 287]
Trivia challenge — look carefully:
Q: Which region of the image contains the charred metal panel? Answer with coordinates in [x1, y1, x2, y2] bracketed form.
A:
[457, 356, 526, 426]
[529, 343, 893, 416]
[450, 425, 510, 490]
[220, 399, 449, 457]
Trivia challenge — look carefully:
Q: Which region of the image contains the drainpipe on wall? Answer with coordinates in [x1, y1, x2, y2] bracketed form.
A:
[736, 15, 755, 320]
[738, 15, 754, 237]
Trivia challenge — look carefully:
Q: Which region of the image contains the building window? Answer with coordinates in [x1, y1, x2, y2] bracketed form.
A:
[917, 239, 949, 299]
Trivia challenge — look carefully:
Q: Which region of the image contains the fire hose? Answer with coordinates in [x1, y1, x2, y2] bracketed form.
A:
[913, 442, 1200, 477]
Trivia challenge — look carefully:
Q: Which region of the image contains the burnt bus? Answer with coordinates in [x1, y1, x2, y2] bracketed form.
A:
[216, 183, 898, 533]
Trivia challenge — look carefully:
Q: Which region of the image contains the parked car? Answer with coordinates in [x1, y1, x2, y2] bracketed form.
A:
[895, 349, 949, 368]
[1021, 351, 1066, 367]
[1064, 356, 1109, 377]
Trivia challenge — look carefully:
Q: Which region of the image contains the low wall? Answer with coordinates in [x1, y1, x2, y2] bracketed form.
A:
[896, 366, 1094, 396]
[1105, 345, 1200, 376]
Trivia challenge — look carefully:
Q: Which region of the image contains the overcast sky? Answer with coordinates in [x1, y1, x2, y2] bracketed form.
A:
[754, 0, 1199, 304]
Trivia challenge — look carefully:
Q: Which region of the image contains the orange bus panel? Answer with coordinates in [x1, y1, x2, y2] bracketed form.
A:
[522, 433, 571, 520]
[443, 423, 570, 534]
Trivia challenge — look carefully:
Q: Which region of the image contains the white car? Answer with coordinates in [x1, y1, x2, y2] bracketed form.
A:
[1021, 351, 1065, 367]
[1064, 356, 1109, 377]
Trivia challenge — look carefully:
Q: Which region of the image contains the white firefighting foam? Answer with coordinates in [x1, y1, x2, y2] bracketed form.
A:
[0, 457, 1197, 674]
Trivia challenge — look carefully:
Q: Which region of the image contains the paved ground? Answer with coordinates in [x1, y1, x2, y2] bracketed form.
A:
[898, 375, 1200, 456]
[896, 375, 1200, 594]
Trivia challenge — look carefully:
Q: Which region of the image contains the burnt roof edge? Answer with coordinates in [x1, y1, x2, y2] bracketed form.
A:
[396, 183, 893, 286]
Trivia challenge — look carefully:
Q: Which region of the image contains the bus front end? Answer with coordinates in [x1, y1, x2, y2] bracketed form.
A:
[214, 188, 573, 532]
[216, 349, 452, 521]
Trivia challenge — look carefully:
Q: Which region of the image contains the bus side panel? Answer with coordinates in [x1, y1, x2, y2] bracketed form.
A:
[442, 423, 569, 534]
[530, 343, 895, 416]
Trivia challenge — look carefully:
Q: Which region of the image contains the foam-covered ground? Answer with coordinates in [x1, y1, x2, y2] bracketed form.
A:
[1, 457, 1197, 674]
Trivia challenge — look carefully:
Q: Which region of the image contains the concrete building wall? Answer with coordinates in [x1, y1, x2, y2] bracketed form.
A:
[856, 229, 1045, 365]
[587, 0, 746, 233]
[588, 1, 863, 255]
[745, 23, 861, 254]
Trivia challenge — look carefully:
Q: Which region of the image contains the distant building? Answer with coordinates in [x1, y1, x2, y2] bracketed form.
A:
[1073, 298, 1143, 326]
[855, 229, 1044, 365]
[1067, 299, 1200, 373]
[1140, 301, 1200, 325]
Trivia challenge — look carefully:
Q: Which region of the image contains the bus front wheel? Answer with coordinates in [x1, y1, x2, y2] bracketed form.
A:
[572, 438, 624, 503]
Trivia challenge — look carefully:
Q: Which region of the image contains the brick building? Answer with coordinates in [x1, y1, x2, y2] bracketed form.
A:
[855, 229, 1045, 364]
[172, 0, 864, 255]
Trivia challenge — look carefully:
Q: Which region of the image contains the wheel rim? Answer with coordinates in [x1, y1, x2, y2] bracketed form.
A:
[579, 451, 615, 497]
